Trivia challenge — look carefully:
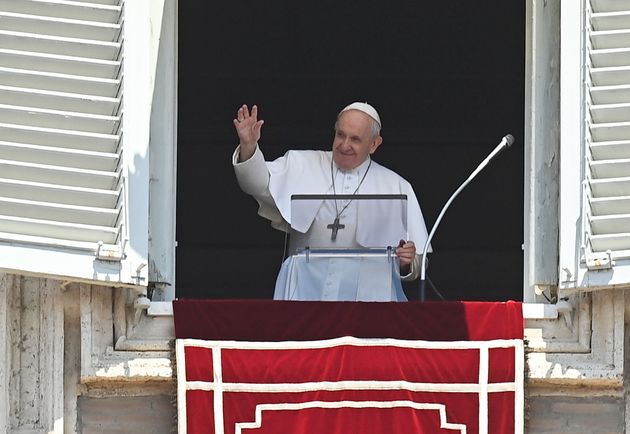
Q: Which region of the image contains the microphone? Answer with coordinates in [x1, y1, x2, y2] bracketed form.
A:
[418, 134, 515, 301]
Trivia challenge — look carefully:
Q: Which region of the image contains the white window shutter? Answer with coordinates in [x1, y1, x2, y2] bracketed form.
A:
[561, 0, 630, 290]
[0, 0, 149, 287]
[587, 1, 630, 257]
[585, 0, 630, 265]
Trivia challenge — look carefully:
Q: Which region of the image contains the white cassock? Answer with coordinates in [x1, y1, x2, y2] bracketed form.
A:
[233, 145, 431, 301]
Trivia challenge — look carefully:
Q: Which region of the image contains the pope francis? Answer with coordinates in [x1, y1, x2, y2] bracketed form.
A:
[232, 102, 430, 301]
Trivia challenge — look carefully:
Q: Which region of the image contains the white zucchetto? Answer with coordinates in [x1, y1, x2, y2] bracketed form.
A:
[340, 102, 381, 128]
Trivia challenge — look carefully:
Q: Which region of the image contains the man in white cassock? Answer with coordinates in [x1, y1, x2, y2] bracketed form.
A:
[232, 102, 430, 301]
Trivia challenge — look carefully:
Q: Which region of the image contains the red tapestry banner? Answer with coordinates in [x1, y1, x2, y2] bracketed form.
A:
[174, 300, 524, 434]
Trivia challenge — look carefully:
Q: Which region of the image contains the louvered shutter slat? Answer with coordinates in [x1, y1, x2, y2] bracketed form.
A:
[591, 47, 630, 67]
[592, 0, 630, 12]
[0, 215, 117, 243]
[591, 214, 630, 233]
[590, 233, 630, 251]
[0, 0, 123, 249]
[74, 0, 119, 6]
[591, 29, 630, 49]
[0, 67, 120, 96]
[0, 12, 120, 41]
[0, 178, 118, 208]
[590, 140, 630, 159]
[591, 196, 630, 215]
[590, 103, 630, 123]
[0, 104, 119, 132]
[586, 3, 630, 258]
[0, 49, 120, 78]
[590, 158, 630, 178]
[590, 122, 630, 142]
[0, 141, 118, 171]
[0, 160, 118, 189]
[2, 0, 122, 23]
[590, 66, 630, 86]
[0, 30, 121, 60]
[0, 85, 120, 114]
[0, 196, 118, 226]
[592, 11, 630, 30]
[591, 177, 630, 197]
[596, 85, 630, 102]
[0, 123, 119, 151]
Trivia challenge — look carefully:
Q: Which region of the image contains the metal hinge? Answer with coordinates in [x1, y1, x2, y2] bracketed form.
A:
[95, 239, 127, 262]
[585, 250, 614, 271]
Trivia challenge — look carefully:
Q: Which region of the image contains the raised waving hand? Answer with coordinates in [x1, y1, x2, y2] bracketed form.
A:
[233, 104, 264, 162]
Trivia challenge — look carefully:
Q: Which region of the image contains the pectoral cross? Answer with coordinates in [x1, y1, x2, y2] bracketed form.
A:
[327, 217, 345, 241]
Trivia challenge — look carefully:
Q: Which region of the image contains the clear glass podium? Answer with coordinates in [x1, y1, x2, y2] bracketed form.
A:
[273, 194, 409, 301]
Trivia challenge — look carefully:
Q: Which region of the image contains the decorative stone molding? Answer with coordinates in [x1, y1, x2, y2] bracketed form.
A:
[0, 274, 176, 433]
[79, 284, 174, 384]
[526, 290, 624, 387]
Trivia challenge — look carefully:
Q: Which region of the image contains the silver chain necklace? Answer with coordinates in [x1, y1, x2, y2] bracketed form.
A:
[327, 158, 372, 241]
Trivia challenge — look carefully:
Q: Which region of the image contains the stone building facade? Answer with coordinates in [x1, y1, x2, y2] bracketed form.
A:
[1, 0, 630, 433]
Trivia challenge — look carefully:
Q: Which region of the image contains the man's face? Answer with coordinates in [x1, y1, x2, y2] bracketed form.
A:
[332, 110, 382, 171]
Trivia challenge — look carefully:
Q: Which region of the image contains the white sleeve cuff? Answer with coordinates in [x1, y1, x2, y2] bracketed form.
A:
[401, 254, 421, 281]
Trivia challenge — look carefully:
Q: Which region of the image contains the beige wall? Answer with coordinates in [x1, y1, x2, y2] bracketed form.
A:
[78, 395, 174, 434]
[527, 396, 625, 434]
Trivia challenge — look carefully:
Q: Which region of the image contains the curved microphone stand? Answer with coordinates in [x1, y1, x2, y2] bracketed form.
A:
[418, 134, 515, 301]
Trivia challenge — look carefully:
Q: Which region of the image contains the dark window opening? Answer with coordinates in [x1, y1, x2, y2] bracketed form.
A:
[176, 2, 525, 301]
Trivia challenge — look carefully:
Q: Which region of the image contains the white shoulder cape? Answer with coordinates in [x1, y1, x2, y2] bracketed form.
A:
[266, 150, 430, 250]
